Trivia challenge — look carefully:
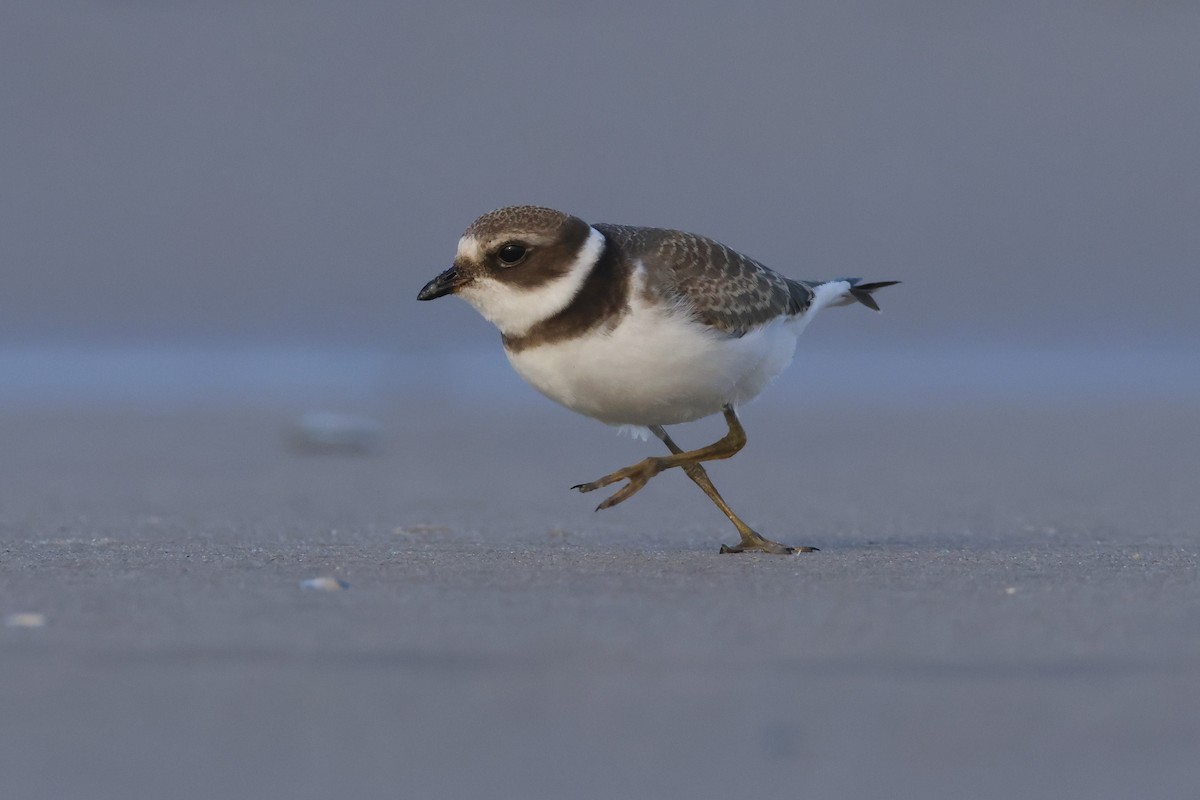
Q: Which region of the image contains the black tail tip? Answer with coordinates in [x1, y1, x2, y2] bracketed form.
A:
[849, 280, 900, 311]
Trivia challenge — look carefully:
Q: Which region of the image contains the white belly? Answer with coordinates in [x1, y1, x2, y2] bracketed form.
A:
[505, 301, 804, 427]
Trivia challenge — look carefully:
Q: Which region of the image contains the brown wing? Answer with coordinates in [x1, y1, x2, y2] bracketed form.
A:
[594, 223, 813, 337]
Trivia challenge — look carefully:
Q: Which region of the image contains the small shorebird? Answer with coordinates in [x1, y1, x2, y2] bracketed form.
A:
[418, 206, 898, 553]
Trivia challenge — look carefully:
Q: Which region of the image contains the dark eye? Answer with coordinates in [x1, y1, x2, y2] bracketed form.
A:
[497, 244, 527, 266]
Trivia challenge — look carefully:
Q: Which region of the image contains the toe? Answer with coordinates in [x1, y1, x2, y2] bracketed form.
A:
[595, 480, 644, 510]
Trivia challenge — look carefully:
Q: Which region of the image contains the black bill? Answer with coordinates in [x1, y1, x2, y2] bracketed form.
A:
[417, 266, 467, 301]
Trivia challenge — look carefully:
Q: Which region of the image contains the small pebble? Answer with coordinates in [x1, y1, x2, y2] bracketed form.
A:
[288, 412, 382, 455]
[395, 524, 451, 535]
[300, 577, 349, 591]
[5, 613, 46, 628]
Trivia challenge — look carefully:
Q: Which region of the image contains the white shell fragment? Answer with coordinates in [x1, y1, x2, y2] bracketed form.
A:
[5, 613, 47, 628]
[300, 577, 349, 591]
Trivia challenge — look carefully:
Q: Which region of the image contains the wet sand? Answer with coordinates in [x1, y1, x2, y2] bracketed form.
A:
[1, 398, 1198, 799]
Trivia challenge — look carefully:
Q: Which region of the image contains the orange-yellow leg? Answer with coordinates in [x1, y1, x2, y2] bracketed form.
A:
[573, 405, 817, 554]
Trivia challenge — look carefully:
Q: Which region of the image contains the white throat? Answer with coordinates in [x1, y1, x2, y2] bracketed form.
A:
[458, 225, 606, 337]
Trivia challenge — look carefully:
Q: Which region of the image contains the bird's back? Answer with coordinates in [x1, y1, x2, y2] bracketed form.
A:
[593, 224, 815, 337]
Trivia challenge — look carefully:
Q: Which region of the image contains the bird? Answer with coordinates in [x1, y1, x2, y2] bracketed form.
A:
[417, 205, 898, 554]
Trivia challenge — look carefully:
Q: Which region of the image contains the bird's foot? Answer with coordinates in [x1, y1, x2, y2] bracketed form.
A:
[719, 531, 818, 555]
[571, 457, 667, 511]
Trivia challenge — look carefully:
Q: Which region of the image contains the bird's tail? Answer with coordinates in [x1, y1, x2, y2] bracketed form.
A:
[843, 278, 900, 312]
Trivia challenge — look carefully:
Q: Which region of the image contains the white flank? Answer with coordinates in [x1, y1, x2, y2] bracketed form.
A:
[504, 267, 849, 427]
[457, 226, 606, 338]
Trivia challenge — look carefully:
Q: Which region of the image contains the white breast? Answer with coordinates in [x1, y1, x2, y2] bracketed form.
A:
[504, 270, 850, 427]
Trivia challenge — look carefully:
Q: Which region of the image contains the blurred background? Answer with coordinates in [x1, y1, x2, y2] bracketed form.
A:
[4, 5, 1200, 800]
[4, 0, 1198, 410]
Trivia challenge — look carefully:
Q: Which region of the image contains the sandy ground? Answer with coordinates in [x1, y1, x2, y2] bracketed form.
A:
[1, 397, 1198, 799]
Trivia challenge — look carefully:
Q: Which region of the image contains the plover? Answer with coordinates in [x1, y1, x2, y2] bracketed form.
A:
[418, 206, 898, 554]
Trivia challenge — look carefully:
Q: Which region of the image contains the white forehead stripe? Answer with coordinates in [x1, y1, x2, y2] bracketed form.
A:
[456, 235, 483, 262]
[457, 225, 606, 338]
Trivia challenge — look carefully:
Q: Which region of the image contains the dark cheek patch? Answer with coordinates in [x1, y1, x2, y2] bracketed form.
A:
[489, 217, 592, 290]
[502, 236, 631, 354]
